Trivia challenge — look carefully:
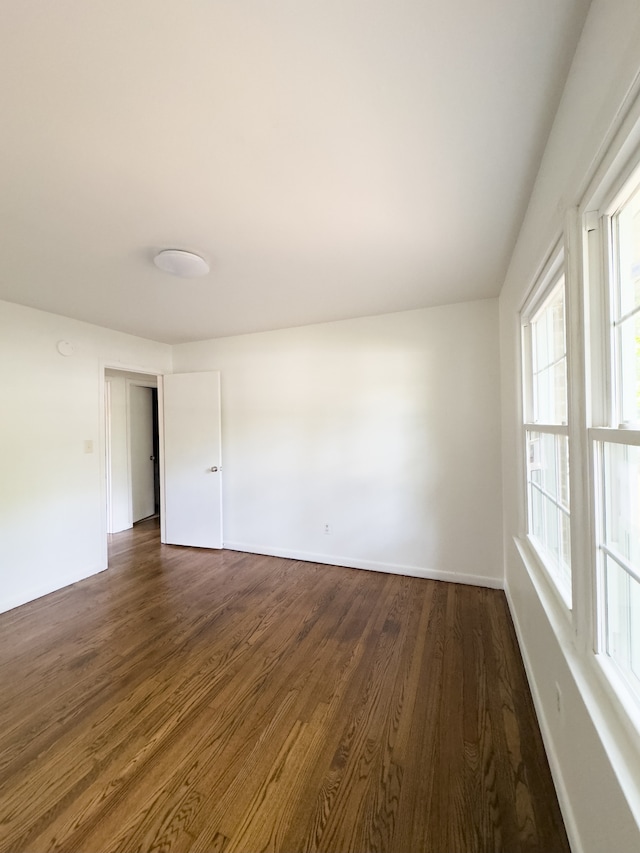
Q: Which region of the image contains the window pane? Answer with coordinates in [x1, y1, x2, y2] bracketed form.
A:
[527, 430, 571, 604]
[616, 311, 640, 424]
[531, 279, 567, 424]
[528, 432, 570, 510]
[533, 305, 549, 371]
[560, 511, 571, 576]
[615, 183, 640, 317]
[614, 184, 640, 423]
[600, 442, 640, 694]
[603, 442, 640, 566]
[605, 556, 640, 691]
[530, 478, 544, 541]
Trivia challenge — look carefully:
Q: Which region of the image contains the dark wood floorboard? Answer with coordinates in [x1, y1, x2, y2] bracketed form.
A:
[0, 520, 570, 852]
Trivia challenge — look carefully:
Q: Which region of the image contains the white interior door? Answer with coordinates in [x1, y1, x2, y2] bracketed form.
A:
[161, 371, 223, 548]
[130, 385, 155, 522]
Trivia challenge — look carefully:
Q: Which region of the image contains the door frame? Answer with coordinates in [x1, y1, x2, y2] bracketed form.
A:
[157, 374, 166, 544]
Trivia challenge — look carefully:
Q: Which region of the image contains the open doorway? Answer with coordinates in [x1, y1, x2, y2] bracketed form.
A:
[105, 369, 160, 535]
[130, 385, 160, 522]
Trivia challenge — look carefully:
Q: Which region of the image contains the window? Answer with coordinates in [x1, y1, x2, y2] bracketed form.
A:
[612, 180, 640, 426]
[592, 168, 640, 705]
[522, 260, 572, 606]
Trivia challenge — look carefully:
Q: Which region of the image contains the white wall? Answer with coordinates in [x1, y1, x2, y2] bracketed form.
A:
[499, 2, 640, 851]
[173, 300, 503, 586]
[0, 300, 171, 613]
[1, 296, 500, 613]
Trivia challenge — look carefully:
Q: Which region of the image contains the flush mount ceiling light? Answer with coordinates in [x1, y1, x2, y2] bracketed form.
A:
[153, 249, 210, 278]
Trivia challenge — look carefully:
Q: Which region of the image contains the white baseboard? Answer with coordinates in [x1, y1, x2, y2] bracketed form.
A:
[504, 584, 583, 853]
[223, 541, 504, 589]
[0, 564, 107, 615]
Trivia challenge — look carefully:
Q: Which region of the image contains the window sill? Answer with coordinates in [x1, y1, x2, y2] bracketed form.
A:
[513, 535, 640, 835]
[519, 534, 573, 617]
[594, 653, 640, 744]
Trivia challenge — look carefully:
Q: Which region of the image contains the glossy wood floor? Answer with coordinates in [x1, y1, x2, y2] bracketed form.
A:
[0, 520, 569, 853]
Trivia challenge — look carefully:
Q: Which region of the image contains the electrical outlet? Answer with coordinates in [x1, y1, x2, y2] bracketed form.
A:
[324, 523, 331, 535]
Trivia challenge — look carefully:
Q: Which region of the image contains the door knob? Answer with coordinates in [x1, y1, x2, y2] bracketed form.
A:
[210, 466, 218, 472]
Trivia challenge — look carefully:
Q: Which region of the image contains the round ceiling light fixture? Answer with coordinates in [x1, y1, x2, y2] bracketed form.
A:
[153, 249, 210, 277]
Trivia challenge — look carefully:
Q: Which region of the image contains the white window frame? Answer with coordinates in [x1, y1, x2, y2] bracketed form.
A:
[583, 141, 640, 723]
[521, 246, 572, 610]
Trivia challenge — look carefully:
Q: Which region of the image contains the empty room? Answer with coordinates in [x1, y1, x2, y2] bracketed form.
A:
[1, 2, 640, 852]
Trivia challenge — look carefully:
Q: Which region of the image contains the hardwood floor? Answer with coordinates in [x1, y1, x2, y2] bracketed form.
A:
[0, 521, 569, 852]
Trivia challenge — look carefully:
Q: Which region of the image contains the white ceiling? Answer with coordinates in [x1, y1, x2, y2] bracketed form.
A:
[0, 1, 591, 344]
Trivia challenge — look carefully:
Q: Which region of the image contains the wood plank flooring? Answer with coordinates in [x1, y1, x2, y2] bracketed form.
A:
[0, 520, 570, 852]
